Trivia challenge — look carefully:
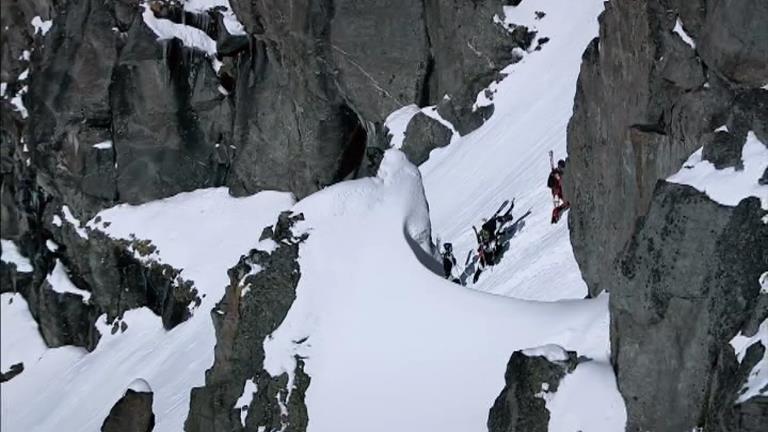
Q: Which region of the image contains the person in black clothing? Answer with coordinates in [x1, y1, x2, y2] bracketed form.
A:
[442, 243, 458, 282]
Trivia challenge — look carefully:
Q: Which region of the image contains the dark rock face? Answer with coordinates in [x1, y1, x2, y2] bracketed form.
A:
[701, 130, 744, 169]
[0, 362, 25, 383]
[696, 0, 768, 87]
[186, 212, 309, 432]
[426, 0, 533, 135]
[487, 349, 578, 432]
[566, 0, 768, 297]
[401, 113, 453, 165]
[610, 183, 767, 431]
[101, 389, 155, 432]
[566, 1, 768, 430]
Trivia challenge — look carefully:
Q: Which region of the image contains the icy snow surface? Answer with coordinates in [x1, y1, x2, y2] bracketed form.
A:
[1, 189, 294, 432]
[0, 239, 33, 272]
[667, 132, 768, 209]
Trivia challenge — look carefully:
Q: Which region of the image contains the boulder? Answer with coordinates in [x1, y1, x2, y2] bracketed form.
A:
[101, 389, 155, 432]
[401, 113, 453, 165]
[488, 346, 579, 432]
[610, 182, 767, 431]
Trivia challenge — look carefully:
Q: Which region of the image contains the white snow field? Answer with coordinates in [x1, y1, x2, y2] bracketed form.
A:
[1, 1, 629, 431]
[421, 0, 602, 301]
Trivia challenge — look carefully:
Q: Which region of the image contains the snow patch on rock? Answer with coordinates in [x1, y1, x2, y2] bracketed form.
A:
[522, 344, 569, 362]
[668, 132, 768, 209]
[235, 379, 258, 426]
[384, 104, 421, 148]
[62, 205, 89, 239]
[0, 240, 33, 272]
[93, 140, 113, 150]
[31, 16, 53, 35]
[673, 18, 696, 49]
[47, 260, 91, 302]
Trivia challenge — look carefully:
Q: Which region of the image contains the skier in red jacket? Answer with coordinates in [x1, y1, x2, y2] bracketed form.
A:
[548, 150, 570, 223]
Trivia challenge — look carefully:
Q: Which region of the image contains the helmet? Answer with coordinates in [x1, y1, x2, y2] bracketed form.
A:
[557, 159, 566, 169]
[444, 242, 453, 252]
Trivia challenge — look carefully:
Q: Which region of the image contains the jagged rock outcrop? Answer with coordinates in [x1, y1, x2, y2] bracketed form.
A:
[566, 1, 768, 430]
[0, 362, 25, 383]
[401, 113, 453, 165]
[610, 183, 767, 431]
[565, 0, 768, 297]
[186, 212, 308, 432]
[0, 0, 534, 358]
[487, 347, 579, 432]
[101, 389, 156, 432]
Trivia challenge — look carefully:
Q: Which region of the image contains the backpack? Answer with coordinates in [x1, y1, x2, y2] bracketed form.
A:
[547, 171, 558, 188]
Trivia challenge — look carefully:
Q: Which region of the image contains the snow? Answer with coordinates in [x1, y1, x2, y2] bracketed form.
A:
[761, 272, 768, 295]
[235, 379, 258, 426]
[264, 147, 621, 431]
[61, 205, 89, 238]
[18, 69, 29, 81]
[0, 82, 6, 97]
[673, 18, 696, 49]
[92, 140, 113, 150]
[547, 360, 628, 431]
[667, 132, 768, 209]
[1, 294, 47, 372]
[51, 214, 62, 227]
[1, 189, 294, 432]
[141, 4, 218, 58]
[45, 239, 59, 252]
[715, 124, 728, 133]
[0, 239, 33, 272]
[421, 0, 601, 300]
[47, 260, 92, 302]
[522, 344, 569, 362]
[730, 319, 768, 403]
[31, 16, 53, 36]
[384, 104, 421, 148]
[127, 378, 152, 393]
[10, 86, 28, 119]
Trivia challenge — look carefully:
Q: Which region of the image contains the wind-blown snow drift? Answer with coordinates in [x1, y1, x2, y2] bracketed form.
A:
[263, 150, 624, 432]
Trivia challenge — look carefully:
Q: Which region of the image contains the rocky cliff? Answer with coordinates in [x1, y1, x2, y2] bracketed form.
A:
[1, 0, 533, 429]
[566, 0, 768, 430]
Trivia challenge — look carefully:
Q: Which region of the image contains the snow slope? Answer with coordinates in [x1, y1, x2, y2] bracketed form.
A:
[421, 0, 602, 301]
[263, 151, 623, 432]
